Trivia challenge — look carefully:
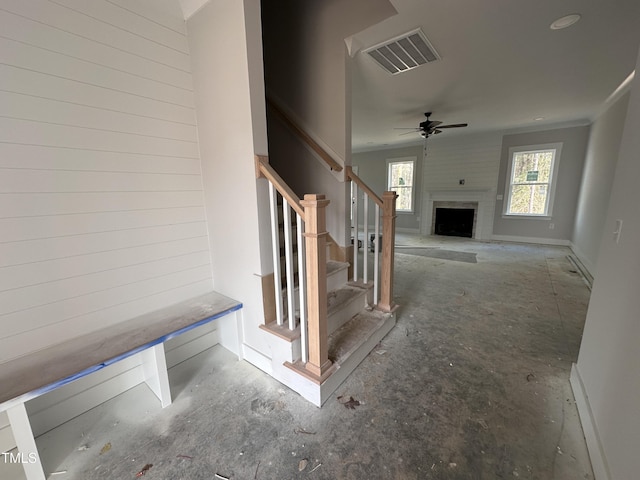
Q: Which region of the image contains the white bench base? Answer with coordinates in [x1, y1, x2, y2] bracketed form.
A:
[0, 291, 241, 480]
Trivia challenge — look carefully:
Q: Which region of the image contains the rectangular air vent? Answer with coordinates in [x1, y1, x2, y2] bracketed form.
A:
[364, 28, 440, 75]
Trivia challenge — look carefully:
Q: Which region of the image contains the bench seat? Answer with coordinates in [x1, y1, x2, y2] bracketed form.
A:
[0, 291, 242, 480]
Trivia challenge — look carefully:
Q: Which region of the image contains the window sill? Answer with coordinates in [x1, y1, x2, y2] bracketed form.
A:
[502, 214, 552, 220]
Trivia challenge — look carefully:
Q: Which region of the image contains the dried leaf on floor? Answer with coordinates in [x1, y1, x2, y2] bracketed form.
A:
[135, 464, 152, 477]
[337, 395, 361, 409]
[298, 458, 308, 471]
[99, 442, 111, 455]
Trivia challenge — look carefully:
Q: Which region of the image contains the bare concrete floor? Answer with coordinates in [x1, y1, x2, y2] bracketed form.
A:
[19, 235, 594, 479]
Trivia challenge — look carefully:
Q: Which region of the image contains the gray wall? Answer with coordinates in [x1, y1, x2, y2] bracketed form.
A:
[571, 93, 630, 274]
[261, 0, 395, 246]
[572, 46, 640, 480]
[493, 126, 590, 242]
[353, 144, 424, 230]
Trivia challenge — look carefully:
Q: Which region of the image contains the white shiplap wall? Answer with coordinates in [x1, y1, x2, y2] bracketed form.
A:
[0, 0, 215, 451]
[420, 133, 503, 239]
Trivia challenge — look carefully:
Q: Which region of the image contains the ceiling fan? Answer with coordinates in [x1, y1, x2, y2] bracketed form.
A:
[396, 112, 468, 138]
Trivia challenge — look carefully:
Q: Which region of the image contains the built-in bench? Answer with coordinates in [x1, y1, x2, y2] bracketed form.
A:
[0, 291, 242, 480]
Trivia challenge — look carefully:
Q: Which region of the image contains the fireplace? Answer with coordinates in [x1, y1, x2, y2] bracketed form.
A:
[432, 201, 478, 238]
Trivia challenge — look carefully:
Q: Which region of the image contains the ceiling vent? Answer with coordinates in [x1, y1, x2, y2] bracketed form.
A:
[363, 28, 440, 75]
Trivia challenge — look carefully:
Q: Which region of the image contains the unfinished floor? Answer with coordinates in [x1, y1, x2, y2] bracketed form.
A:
[10, 235, 594, 479]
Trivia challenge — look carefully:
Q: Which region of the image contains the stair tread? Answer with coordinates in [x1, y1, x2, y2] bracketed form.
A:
[326, 260, 349, 275]
[328, 309, 392, 364]
[327, 283, 370, 314]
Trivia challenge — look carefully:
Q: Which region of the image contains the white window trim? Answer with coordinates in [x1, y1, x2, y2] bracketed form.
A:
[387, 157, 416, 213]
[503, 142, 562, 219]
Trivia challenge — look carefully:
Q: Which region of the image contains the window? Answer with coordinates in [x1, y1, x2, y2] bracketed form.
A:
[504, 144, 562, 217]
[387, 158, 415, 212]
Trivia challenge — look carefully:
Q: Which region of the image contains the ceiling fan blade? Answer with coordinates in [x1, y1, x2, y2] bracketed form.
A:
[433, 129, 443, 134]
[437, 123, 468, 129]
[427, 120, 442, 128]
[394, 127, 420, 130]
[399, 130, 420, 136]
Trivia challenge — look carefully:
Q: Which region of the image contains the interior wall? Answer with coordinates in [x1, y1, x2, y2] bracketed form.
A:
[0, 0, 212, 363]
[186, 0, 270, 356]
[572, 46, 640, 480]
[0, 0, 215, 456]
[352, 144, 424, 231]
[261, 0, 396, 246]
[422, 132, 503, 240]
[571, 92, 630, 274]
[493, 126, 590, 243]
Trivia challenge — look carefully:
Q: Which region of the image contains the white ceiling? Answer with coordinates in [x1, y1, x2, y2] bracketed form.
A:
[350, 0, 640, 151]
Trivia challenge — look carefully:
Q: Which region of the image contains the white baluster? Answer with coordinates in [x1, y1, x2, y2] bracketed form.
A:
[363, 193, 369, 285]
[297, 213, 308, 363]
[352, 184, 359, 282]
[283, 199, 296, 330]
[374, 204, 380, 305]
[268, 183, 284, 326]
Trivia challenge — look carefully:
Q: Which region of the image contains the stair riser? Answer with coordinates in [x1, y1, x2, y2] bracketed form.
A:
[327, 289, 370, 335]
[283, 265, 349, 317]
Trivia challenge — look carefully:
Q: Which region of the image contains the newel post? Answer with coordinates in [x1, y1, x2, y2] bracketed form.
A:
[379, 191, 397, 312]
[300, 194, 333, 381]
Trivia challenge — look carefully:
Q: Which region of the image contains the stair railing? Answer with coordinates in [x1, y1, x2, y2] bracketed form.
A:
[256, 156, 333, 379]
[346, 167, 397, 313]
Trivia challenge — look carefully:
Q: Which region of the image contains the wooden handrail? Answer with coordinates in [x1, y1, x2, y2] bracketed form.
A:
[346, 166, 383, 207]
[255, 155, 304, 217]
[266, 98, 343, 173]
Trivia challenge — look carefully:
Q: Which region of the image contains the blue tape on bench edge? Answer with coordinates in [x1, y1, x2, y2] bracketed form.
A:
[19, 302, 243, 404]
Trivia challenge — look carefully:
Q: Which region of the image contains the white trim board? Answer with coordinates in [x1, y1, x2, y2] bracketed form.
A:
[570, 363, 611, 480]
[491, 234, 571, 246]
[569, 242, 596, 279]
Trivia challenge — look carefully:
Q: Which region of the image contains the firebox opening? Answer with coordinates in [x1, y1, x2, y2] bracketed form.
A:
[435, 208, 474, 238]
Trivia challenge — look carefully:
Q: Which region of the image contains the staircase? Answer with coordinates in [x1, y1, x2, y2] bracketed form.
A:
[256, 155, 397, 406]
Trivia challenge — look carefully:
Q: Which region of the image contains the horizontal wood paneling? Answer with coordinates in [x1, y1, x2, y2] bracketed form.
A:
[0, 0, 190, 70]
[0, 91, 197, 142]
[0, 170, 202, 194]
[0, 0, 219, 455]
[0, 222, 208, 268]
[0, 39, 193, 108]
[0, 207, 206, 243]
[0, 118, 199, 158]
[0, 143, 200, 173]
[0, 0, 213, 367]
[0, 65, 196, 125]
[424, 135, 502, 191]
[106, 0, 186, 34]
[0, 10, 192, 90]
[0, 191, 204, 218]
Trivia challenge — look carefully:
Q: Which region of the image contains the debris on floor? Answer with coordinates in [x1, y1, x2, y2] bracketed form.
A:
[214, 474, 230, 480]
[527, 373, 535, 382]
[176, 454, 194, 460]
[298, 458, 308, 471]
[294, 427, 316, 435]
[337, 395, 361, 409]
[99, 442, 111, 455]
[135, 464, 152, 477]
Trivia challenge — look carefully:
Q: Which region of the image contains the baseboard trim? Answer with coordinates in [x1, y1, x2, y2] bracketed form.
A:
[491, 234, 571, 246]
[569, 243, 596, 279]
[570, 363, 611, 480]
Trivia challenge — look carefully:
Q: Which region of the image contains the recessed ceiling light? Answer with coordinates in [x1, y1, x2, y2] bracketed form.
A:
[534, 116, 545, 121]
[550, 14, 581, 30]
